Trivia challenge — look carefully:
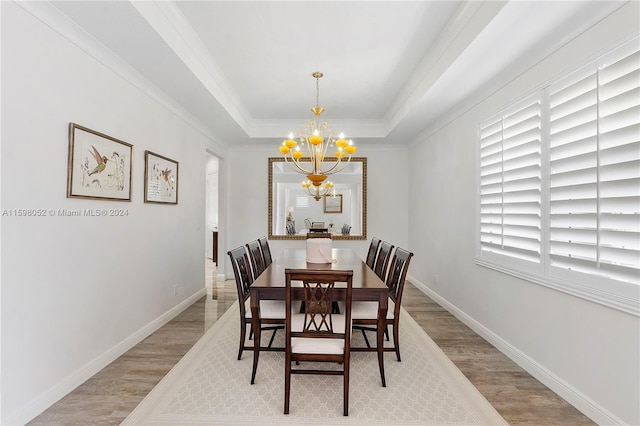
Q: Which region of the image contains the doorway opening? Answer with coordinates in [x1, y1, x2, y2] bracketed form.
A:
[205, 153, 219, 264]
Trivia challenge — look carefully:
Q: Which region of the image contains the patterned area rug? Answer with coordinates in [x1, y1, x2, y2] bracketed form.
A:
[122, 302, 507, 425]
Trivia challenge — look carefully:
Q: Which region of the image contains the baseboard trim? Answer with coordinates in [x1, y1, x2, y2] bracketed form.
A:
[8, 288, 207, 426]
[406, 274, 625, 426]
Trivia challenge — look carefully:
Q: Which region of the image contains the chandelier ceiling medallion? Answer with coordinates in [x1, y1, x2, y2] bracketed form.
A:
[278, 72, 357, 200]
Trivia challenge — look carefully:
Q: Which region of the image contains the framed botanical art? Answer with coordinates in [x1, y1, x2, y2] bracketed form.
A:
[324, 194, 343, 213]
[144, 150, 178, 204]
[67, 123, 133, 201]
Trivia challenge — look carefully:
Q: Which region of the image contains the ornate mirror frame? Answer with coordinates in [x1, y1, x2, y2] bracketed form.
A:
[268, 157, 367, 240]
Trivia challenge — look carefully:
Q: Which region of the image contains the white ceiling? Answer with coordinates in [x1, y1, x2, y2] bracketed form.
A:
[47, 0, 625, 147]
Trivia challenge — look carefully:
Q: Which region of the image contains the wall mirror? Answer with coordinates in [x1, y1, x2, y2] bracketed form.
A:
[268, 157, 367, 240]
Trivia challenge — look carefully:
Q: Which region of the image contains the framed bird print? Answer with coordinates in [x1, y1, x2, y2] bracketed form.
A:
[67, 123, 133, 201]
[144, 150, 178, 204]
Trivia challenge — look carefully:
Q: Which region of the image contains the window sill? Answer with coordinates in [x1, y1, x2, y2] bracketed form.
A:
[474, 257, 639, 316]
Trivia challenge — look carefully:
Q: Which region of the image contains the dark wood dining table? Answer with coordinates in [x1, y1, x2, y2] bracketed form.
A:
[250, 247, 390, 387]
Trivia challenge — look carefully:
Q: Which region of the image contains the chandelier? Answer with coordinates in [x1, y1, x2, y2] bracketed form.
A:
[302, 179, 335, 201]
[278, 72, 357, 200]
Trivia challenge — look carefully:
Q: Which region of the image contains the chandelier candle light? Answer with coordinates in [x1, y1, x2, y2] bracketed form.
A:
[278, 72, 357, 201]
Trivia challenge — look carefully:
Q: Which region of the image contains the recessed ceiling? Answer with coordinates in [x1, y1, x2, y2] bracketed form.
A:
[44, 1, 626, 147]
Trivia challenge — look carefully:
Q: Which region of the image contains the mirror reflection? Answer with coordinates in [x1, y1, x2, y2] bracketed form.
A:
[268, 157, 367, 240]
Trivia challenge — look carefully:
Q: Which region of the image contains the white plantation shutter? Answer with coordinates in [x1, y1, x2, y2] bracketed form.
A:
[549, 49, 640, 284]
[480, 98, 542, 263]
[477, 39, 640, 313]
[295, 196, 309, 209]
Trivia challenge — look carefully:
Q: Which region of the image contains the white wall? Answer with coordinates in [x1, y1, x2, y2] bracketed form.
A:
[1, 3, 225, 424]
[407, 3, 639, 424]
[224, 146, 409, 278]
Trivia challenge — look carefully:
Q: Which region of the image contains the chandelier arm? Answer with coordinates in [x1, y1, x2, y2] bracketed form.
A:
[293, 154, 313, 174]
[284, 154, 312, 175]
[303, 181, 331, 201]
[317, 154, 353, 176]
[321, 137, 331, 163]
[314, 149, 323, 175]
[320, 159, 342, 175]
[335, 155, 353, 172]
[285, 149, 352, 177]
[307, 118, 319, 162]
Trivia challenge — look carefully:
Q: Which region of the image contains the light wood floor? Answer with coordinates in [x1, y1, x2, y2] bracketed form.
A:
[29, 261, 594, 425]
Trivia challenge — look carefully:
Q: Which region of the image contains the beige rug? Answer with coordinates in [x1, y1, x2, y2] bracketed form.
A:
[122, 302, 507, 425]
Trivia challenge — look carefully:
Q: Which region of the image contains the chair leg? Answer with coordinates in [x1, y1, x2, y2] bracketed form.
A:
[250, 321, 261, 384]
[238, 321, 247, 360]
[385, 324, 390, 341]
[284, 358, 291, 414]
[343, 361, 350, 416]
[393, 322, 401, 362]
[377, 322, 386, 387]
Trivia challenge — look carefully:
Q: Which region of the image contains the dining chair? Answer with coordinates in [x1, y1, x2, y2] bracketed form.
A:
[284, 268, 353, 416]
[258, 236, 272, 267]
[227, 246, 286, 372]
[373, 241, 394, 281]
[365, 237, 381, 269]
[246, 240, 266, 278]
[351, 247, 414, 362]
[286, 222, 296, 235]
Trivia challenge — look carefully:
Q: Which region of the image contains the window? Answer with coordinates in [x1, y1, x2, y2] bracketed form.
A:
[480, 98, 542, 263]
[477, 39, 639, 315]
[295, 196, 309, 209]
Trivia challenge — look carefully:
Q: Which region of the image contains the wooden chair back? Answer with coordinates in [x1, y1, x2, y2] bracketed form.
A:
[287, 269, 352, 337]
[365, 237, 381, 269]
[258, 236, 272, 267]
[227, 246, 254, 306]
[373, 241, 394, 281]
[386, 247, 414, 314]
[246, 240, 266, 278]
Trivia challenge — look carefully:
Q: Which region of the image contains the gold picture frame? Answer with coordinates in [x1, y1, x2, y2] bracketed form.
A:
[144, 150, 178, 204]
[67, 123, 133, 201]
[323, 194, 343, 213]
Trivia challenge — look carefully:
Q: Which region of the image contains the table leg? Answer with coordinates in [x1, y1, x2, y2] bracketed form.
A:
[250, 289, 261, 385]
[377, 294, 387, 387]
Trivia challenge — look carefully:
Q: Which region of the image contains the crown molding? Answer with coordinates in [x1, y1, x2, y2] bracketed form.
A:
[15, 1, 227, 150]
[130, 1, 253, 134]
[384, 1, 507, 132]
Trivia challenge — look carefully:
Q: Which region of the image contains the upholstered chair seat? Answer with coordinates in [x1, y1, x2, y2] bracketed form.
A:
[341, 300, 395, 319]
[244, 299, 301, 319]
